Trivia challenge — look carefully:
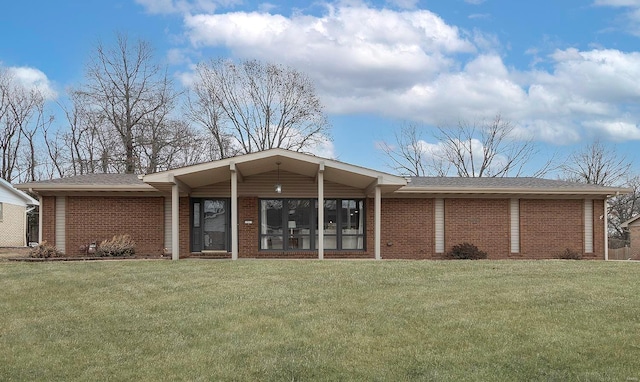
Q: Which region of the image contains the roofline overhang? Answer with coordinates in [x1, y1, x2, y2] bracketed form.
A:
[394, 186, 633, 197]
[15, 184, 156, 193]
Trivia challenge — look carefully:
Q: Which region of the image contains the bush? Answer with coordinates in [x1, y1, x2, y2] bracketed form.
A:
[96, 234, 136, 257]
[557, 248, 582, 260]
[29, 242, 63, 258]
[446, 242, 488, 260]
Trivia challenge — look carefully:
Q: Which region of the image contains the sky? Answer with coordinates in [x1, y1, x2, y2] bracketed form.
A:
[1, 0, 639, 176]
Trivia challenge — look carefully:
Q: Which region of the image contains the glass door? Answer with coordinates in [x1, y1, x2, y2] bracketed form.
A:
[192, 199, 229, 252]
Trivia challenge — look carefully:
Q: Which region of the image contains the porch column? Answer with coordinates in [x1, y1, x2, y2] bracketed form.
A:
[38, 195, 43, 243]
[230, 163, 239, 260]
[374, 184, 381, 260]
[604, 200, 609, 261]
[317, 162, 325, 260]
[171, 183, 179, 260]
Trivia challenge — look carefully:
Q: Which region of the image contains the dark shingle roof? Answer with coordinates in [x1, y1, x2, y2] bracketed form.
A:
[19, 173, 144, 186]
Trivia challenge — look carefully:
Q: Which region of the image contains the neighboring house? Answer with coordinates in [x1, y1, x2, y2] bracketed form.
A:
[621, 216, 640, 259]
[16, 149, 630, 260]
[0, 177, 39, 247]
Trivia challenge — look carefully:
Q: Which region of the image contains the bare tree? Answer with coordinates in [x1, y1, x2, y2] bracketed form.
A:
[560, 139, 630, 186]
[561, 140, 637, 240]
[379, 124, 449, 176]
[0, 68, 48, 182]
[609, 175, 640, 240]
[381, 114, 550, 177]
[188, 59, 330, 158]
[77, 33, 180, 174]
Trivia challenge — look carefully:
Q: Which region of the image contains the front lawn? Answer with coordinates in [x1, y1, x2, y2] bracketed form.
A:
[1, 260, 638, 381]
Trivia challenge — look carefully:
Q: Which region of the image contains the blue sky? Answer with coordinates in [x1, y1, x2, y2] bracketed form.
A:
[1, 0, 639, 176]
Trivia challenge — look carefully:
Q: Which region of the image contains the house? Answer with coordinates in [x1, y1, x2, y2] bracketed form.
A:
[0, 177, 39, 247]
[621, 216, 640, 259]
[16, 149, 630, 260]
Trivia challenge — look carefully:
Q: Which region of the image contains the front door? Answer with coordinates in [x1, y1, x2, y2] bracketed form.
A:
[192, 199, 229, 252]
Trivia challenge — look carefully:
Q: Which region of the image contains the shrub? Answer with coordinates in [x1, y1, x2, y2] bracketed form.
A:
[446, 242, 488, 260]
[96, 234, 136, 257]
[29, 242, 63, 258]
[557, 248, 582, 260]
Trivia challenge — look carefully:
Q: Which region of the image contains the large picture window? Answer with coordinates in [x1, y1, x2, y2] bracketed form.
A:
[260, 198, 364, 251]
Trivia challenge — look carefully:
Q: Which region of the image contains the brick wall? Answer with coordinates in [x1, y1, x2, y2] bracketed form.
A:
[65, 196, 164, 256]
[628, 224, 640, 259]
[520, 199, 584, 259]
[380, 198, 434, 259]
[444, 198, 510, 259]
[39, 193, 606, 260]
[0, 202, 25, 246]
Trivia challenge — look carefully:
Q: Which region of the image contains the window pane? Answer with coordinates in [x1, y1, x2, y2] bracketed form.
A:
[342, 236, 364, 250]
[341, 199, 363, 235]
[261, 200, 283, 235]
[203, 200, 226, 250]
[193, 203, 200, 228]
[324, 199, 337, 232]
[315, 235, 337, 250]
[264, 236, 283, 249]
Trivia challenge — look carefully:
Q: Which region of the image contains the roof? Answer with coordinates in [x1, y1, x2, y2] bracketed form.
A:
[14, 150, 632, 198]
[16, 173, 154, 193]
[621, 215, 640, 228]
[0, 177, 39, 206]
[398, 176, 630, 196]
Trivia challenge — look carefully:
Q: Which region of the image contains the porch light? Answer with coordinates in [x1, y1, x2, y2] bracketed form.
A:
[275, 161, 282, 193]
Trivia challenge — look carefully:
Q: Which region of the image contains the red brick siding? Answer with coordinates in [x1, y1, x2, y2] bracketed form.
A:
[629, 225, 640, 259]
[65, 196, 164, 256]
[444, 198, 510, 259]
[41, 196, 56, 245]
[179, 197, 190, 256]
[520, 199, 583, 259]
[380, 198, 434, 259]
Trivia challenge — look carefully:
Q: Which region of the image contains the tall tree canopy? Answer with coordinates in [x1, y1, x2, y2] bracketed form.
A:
[188, 59, 330, 158]
[76, 33, 183, 174]
[381, 114, 550, 177]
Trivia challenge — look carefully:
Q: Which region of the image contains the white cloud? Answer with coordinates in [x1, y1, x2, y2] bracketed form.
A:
[593, 0, 640, 35]
[593, 0, 640, 7]
[177, 4, 640, 145]
[4, 66, 57, 100]
[583, 120, 640, 140]
[184, 4, 475, 94]
[307, 135, 336, 159]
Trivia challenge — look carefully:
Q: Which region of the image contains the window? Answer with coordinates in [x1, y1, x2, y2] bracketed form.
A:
[259, 198, 364, 251]
[317, 199, 364, 250]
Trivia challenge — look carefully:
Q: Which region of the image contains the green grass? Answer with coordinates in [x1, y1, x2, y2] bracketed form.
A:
[1, 260, 639, 381]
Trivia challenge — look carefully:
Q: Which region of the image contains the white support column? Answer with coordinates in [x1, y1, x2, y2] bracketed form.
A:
[374, 185, 381, 260]
[604, 199, 609, 261]
[38, 195, 43, 244]
[231, 164, 239, 260]
[317, 163, 325, 260]
[171, 183, 179, 260]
